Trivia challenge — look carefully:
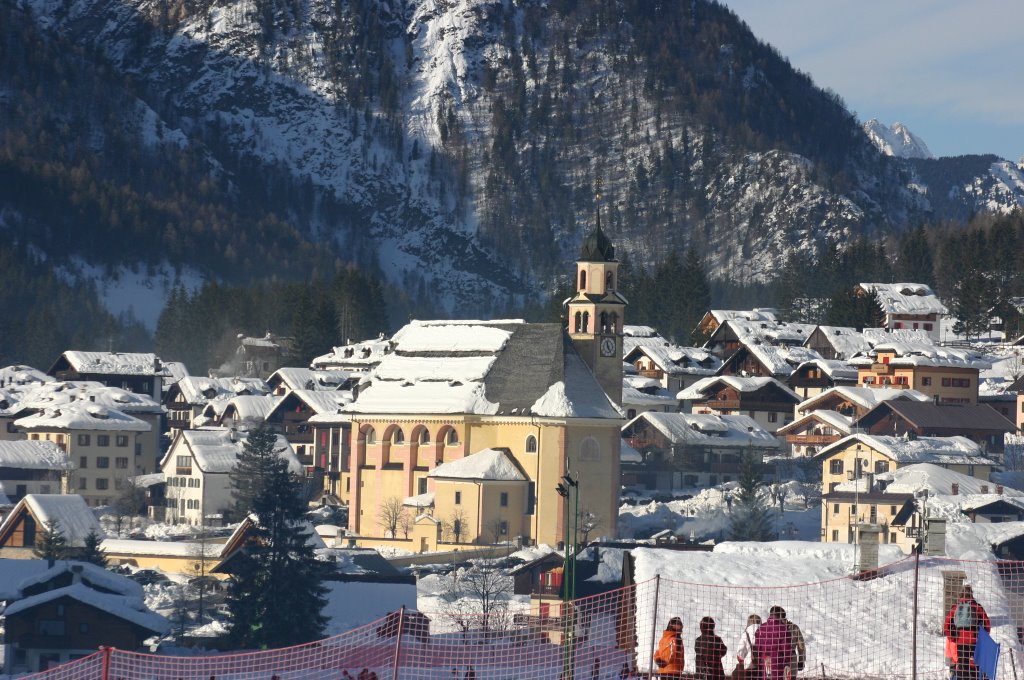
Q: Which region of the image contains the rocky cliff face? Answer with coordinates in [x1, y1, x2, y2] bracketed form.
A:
[5, 0, 1012, 315]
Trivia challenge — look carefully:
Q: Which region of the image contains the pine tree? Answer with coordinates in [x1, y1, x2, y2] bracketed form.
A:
[679, 247, 711, 344]
[80, 528, 108, 567]
[225, 428, 328, 649]
[230, 426, 282, 520]
[728, 451, 777, 541]
[33, 519, 68, 562]
[896, 226, 935, 286]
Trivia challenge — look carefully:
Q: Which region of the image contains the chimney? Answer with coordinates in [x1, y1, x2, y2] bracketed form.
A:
[951, 483, 959, 495]
[229, 427, 238, 443]
[998, 485, 1004, 495]
[71, 564, 83, 583]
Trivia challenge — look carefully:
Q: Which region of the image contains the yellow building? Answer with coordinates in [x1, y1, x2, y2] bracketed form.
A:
[344, 230, 625, 551]
[816, 433, 996, 494]
[820, 490, 919, 553]
[850, 343, 988, 405]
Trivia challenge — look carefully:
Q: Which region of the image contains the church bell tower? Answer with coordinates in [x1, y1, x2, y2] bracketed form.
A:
[567, 211, 627, 405]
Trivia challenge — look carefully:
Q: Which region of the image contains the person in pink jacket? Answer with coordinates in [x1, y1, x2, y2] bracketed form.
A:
[754, 606, 792, 680]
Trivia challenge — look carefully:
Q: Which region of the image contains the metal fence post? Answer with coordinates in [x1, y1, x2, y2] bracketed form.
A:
[391, 607, 406, 680]
[912, 550, 921, 680]
[100, 646, 112, 680]
[648, 576, 661, 678]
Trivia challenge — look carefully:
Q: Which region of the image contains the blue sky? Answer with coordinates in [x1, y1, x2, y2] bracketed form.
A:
[720, 0, 1023, 161]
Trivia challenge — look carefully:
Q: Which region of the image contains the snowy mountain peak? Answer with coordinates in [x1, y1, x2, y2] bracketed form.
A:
[864, 119, 934, 159]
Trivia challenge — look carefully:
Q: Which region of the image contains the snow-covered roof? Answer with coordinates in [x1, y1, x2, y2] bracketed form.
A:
[160, 360, 190, 384]
[100, 538, 222, 558]
[268, 367, 357, 392]
[623, 325, 659, 338]
[796, 386, 930, 415]
[13, 560, 141, 599]
[58, 351, 161, 376]
[810, 326, 872, 359]
[0, 365, 53, 387]
[627, 344, 720, 376]
[15, 401, 150, 432]
[402, 492, 435, 508]
[858, 283, 948, 316]
[4, 381, 163, 417]
[175, 376, 270, 405]
[206, 394, 281, 424]
[623, 412, 781, 449]
[0, 495, 103, 547]
[3, 583, 168, 634]
[620, 440, 643, 463]
[817, 434, 995, 466]
[0, 440, 71, 470]
[347, 320, 621, 419]
[736, 341, 824, 377]
[427, 448, 527, 482]
[792, 359, 858, 381]
[277, 389, 353, 416]
[850, 342, 991, 370]
[621, 384, 678, 408]
[884, 463, 1024, 500]
[722, 319, 816, 347]
[163, 427, 300, 475]
[775, 410, 854, 437]
[709, 309, 779, 324]
[311, 336, 395, 369]
[677, 376, 799, 402]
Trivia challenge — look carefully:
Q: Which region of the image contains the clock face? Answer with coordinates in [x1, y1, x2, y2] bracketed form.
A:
[600, 336, 617, 357]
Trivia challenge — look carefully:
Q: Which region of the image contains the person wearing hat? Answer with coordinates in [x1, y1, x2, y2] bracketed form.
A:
[654, 616, 685, 678]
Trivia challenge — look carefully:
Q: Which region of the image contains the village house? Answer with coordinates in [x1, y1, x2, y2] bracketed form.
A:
[14, 404, 151, 506]
[0, 440, 70, 502]
[693, 309, 778, 343]
[163, 376, 270, 439]
[715, 337, 823, 381]
[620, 375, 679, 421]
[786, 359, 858, 400]
[850, 342, 990, 405]
[794, 385, 930, 420]
[263, 389, 353, 480]
[307, 410, 351, 504]
[854, 283, 948, 343]
[196, 394, 280, 430]
[816, 433, 997, 494]
[702, 318, 815, 361]
[820, 488, 919, 553]
[854, 400, 1016, 462]
[622, 344, 720, 394]
[47, 352, 163, 401]
[678, 376, 800, 434]
[159, 427, 300, 526]
[620, 411, 781, 491]
[622, 325, 669, 356]
[343, 227, 625, 550]
[0, 561, 168, 674]
[0, 365, 52, 389]
[265, 367, 360, 396]
[775, 410, 854, 458]
[217, 332, 291, 380]
[804, 326, 871, 361]
[311, 334, 395, 372]
[0, 494, 103, 558]
[959, 496, 1024, 523]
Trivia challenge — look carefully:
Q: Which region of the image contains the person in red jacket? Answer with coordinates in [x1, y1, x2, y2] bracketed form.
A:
[943, 585, 991, 680]
[654, 617, 685, 678]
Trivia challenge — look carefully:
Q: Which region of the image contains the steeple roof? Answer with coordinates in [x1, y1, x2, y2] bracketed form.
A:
[579, 225, 616, 262]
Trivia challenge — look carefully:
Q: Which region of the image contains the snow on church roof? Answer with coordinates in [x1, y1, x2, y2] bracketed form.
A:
[347, 321, 621, 419]
[59, 351, 160, 376]
[428, 448, 527, 482]
[858, 283, 948, 316]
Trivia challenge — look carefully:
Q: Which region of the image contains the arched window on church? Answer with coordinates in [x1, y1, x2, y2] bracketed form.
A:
[574, 311, 583, 333]
[610, 312, 619, 333]
[600, 311, 609, 333]
[606, 271, 614, 291]
[525, 435, 538, 453]
[580, 437, 601, 461]
[582, 311, 590, 332]
[579, 270, 587, 291]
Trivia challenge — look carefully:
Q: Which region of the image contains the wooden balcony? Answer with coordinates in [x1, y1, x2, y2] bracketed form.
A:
[639, 369, 664, 380]
[783, 434, 840, 446]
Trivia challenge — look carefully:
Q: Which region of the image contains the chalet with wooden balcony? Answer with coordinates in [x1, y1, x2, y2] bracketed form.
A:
[196, 394, 279, 430]
[855, 400, 1016, 461]
[0, 494, 103, 558]
[703, 318, 814, 361]
[621, 411, 780, 490]
[850, 342, 990, 405]
[623, 344, 720, 394]
[786, 359, 858, 400]
[854, 283, 948, 343]
[266, 367, 361, 397]
[162, 376, 269, 438]
[795, 385, 931, 420]
[264, 389, 353, 476]
[677, 376, 800, 434]
[775, 410, 853, 457]
[47, 352, 163, 401]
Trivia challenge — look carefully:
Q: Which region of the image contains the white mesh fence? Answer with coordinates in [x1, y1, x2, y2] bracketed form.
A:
[16, 557, 1024, 680]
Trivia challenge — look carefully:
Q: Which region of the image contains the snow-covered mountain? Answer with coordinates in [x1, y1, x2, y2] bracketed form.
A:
[863, 119, 934, 159]
[1, 0, 1018, 325]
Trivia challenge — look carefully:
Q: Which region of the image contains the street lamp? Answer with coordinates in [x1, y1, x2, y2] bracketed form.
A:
[556, 473, 580, 680]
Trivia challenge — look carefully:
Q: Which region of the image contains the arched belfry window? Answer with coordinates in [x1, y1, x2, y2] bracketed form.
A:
[600, 311, 610, 333]
[579, 270, 587, 291]
[582, 311, 590, 332]
[606, 271, 614, 291]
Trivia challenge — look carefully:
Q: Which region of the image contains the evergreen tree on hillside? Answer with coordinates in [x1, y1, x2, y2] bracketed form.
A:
[679, 247, 711, 344]
[33, 519, 68, 562]
[230, 426, 282, 520]
[728, 451, 776, 542]
[225, 428, 328, 649]
[896, 226, 935, 286]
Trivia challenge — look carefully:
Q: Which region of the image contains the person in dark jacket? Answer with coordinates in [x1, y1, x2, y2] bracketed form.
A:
[695, 616, 728, 680]
[943, 585, 991, 680]
[754, 606, 792, 680]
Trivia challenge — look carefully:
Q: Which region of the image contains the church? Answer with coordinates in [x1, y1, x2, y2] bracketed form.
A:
[343, 226, 627, 549]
